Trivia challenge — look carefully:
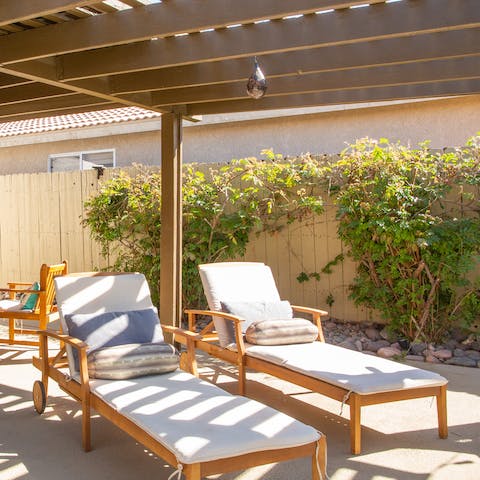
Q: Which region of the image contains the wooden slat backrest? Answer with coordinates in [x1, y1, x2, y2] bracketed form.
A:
[34, 261, 68, 314]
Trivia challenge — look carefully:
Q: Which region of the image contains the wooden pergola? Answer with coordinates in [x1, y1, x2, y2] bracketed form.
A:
[1, 0, 479, 326]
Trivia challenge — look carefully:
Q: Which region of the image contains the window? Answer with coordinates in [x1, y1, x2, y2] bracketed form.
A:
[48, 149, 115, 172]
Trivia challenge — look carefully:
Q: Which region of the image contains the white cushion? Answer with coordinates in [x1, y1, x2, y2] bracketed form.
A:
[55, 274, 155, 375]
[245, 342, 447, 395]
[0, 299, 23, 311]
[199, 263, 281, 346]
[90, 370, 320, 464]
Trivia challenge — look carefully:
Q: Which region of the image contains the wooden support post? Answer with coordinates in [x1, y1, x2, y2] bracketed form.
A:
[160, 112, 183, 332]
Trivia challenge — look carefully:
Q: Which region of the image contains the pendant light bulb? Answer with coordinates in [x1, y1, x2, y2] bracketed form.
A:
[246, 56, 267, 99]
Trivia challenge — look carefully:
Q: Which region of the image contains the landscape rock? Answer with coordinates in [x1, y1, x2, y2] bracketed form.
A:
[464, 350, 480, 360]
[364, 340, 390, 352]
[433, 349, 453, 360]
[410, 342, 427, 355]
[425, 353, 441, 363]
[320, 318, 479, 369]
[445, 357, 477, 368]
[377, 346, 402, 358]
[379, 327, 396, 342]
[339, 340, 357, 351]
[365, 327, 380, 340]
[405, 355, 425, 362]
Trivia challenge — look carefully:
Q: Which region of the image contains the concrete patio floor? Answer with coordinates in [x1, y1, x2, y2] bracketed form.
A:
[0, 345, 479, 480]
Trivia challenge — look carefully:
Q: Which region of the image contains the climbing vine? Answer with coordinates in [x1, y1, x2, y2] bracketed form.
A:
[83, 136, 480, 342]
[83, 152, 324, 308]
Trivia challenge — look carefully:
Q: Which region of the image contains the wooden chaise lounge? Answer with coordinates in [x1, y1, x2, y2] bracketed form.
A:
[183, 262, 448, 454]
[32, 272, 326, 480]
[0, 261, 68, 346]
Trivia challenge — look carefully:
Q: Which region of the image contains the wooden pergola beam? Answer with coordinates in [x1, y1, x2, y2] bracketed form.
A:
[0, 102, 124, 122]
[186, 79, 480, 115]
[0, 0, 367, 64]
[105, 29, 480, 94]
[147, 56, 480, 107]
[0, 93, 112, 119]
[0, 82, 73, 105]
[0, 72, 32, 89]
[0, 1, 95, 27]
[50, 0, 480, 80]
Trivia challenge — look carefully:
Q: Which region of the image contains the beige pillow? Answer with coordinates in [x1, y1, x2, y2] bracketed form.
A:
[87, 342, 179, 380]
[245, 318, 319, 346]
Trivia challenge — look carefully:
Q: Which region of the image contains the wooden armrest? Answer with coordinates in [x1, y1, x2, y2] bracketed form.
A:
[38, 330, 88, 350]
[291, 305, 329, 316]
[7, 282, 33, 288]
[184, 309, 247, 355]
[161, 324, 202, 340]
[184, 308, 245, 324]
[0, 287, 45, 294]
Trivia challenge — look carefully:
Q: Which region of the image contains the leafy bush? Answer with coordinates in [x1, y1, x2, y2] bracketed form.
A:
[83, 137, 480, 342]
[331, 137, 480, 342]
[83, 153, 324, 308]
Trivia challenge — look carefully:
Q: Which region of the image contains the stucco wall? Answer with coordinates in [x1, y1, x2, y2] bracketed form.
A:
[0, 130, 162, 175]
[183, 95, 480, 162]
[0, 95, 479, 174]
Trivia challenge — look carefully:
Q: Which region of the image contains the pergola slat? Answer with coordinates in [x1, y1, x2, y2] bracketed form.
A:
[0, 1, 97, 27]
[186, 79, 480, 115]
[147, 56, 480, 107]
[49, 0, 480, 80]
[0, 93, 111, 119]
[103, 28, 480, 94]
[0, 0, 359, 64]
[0, 82, 73, 105]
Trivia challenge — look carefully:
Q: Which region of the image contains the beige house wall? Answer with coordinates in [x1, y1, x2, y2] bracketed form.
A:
[0, 130, 162, 175]
[184, 96, 480, 162]
[0, 96, 479, 174]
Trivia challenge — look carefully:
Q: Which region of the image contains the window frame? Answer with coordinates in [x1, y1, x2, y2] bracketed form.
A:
[48, 148, 116, 172]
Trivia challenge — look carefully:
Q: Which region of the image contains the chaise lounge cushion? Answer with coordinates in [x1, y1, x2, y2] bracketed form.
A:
[245, 341, 447, 395]
[55, 273, 160, 375]
[0, 299, 24, 311]
[90, 370, 320, 464]
[200, 262, 282, 347]
[245, 318, 319, 345]
[87, 342, 179, 380]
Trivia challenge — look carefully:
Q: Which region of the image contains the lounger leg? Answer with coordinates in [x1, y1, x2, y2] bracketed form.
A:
[312, 434, 327, 480]
[9, 319, 14, 344]
[238, 363, 246, 396]
[39, 334, 49, 397]
[349, 393, 362, 454]
[437, 385, 448, 439]
[82, 399, 91, 452]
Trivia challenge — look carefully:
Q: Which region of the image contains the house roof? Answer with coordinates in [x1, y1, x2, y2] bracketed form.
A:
[0, 1, 478, 122]
[0, 106, 160, 138]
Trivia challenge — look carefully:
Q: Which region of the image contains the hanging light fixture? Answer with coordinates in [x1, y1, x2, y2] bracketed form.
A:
[246, 56, 267, 99]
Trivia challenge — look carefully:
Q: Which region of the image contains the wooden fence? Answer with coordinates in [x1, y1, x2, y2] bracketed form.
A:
[0, 167, 372, 322]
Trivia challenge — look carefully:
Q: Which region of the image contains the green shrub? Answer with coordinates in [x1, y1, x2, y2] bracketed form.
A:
[83, 137, 480, 342]
[331, 137, 480, 342]
[83, 153, 324, 308]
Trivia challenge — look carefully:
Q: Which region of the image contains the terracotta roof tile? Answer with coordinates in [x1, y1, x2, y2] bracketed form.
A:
[0, 107, 161, 138]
